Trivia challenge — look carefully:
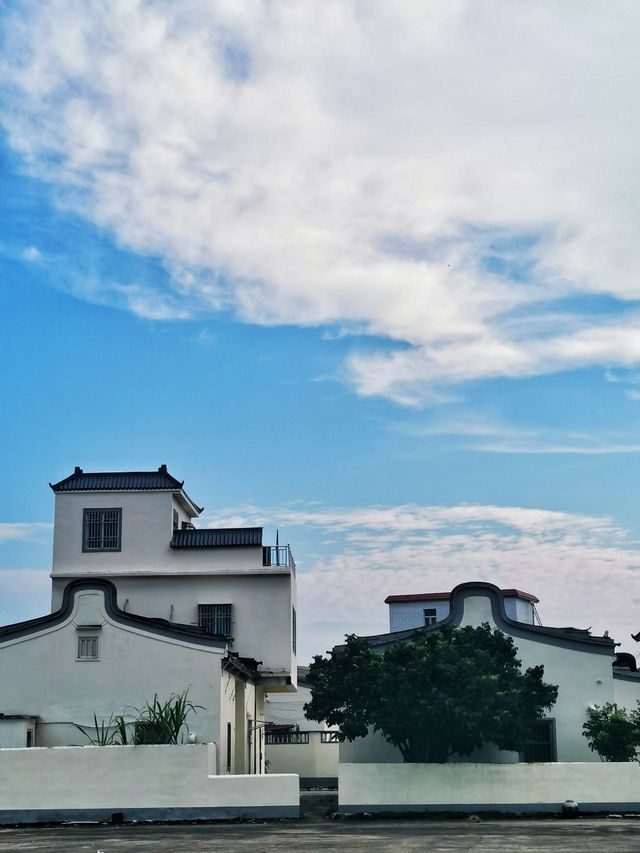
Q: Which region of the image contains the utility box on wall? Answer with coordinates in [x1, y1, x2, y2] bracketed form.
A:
[0, 716, 38, 748]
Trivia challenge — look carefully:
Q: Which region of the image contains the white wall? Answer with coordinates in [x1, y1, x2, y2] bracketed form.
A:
[339, 761, 640, 813]
[613, 674, 640, 712]
[0, 744, 299, 823]
[267, 734, 338, 779]
[388, 600, 450, 632]
[0, 590, 224, 747]
[52, 573, 295, 676]
[0, 719, 36, 748]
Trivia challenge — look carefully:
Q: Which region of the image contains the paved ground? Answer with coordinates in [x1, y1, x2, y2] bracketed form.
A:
[2, 816, 640, 852]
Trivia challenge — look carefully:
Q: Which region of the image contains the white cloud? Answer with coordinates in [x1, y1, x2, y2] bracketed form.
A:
[0, 522, 52, 544]
[22, 245, 42, 263]
[3, 2, 640, 401]
[206, 501, 640, 662]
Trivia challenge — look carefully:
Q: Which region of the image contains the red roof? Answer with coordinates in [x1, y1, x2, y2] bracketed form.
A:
[384, 588, 539, 605]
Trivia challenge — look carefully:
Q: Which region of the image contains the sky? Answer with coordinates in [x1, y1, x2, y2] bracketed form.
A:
[1, 0, 640, 664]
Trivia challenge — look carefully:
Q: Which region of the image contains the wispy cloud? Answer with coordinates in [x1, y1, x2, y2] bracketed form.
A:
[397, 416, 640, 455]
[205, 501, 640, 660]
[3, 3, 640, 402]
[0, 522, 52, 544]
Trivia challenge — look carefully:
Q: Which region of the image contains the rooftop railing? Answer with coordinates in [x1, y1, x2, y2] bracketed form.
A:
[263, 545, 296, 576]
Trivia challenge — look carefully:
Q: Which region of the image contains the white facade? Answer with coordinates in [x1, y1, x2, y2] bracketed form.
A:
[0, 465, 298, 776]
[341, 582, 640, 765]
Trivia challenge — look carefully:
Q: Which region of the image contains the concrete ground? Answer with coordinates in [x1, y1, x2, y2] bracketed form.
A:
[2, 816, 640, 852]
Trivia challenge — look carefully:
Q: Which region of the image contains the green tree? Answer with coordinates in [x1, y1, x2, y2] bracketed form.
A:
[582, 703, 640, 762]
[304, 624, 558, 763]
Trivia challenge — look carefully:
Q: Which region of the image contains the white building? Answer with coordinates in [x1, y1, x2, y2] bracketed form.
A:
[340, 581, 640, 765]
[0, 465, 297, 774]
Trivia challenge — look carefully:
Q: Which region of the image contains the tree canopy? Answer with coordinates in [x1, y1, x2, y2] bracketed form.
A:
[582, 702, 640, 762]
[304, 623, 558, 763]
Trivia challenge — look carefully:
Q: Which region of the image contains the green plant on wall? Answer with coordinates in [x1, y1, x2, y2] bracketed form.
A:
[582, 702, 640, 762]
[76, 690, 203, 746]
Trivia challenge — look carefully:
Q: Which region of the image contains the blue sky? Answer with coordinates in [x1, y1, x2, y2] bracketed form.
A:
[1, 1, 640, 662]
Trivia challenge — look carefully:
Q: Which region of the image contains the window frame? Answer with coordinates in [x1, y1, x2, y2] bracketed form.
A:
[198, 603, 233, 638]
[519, 718, 557, 763]
[423, 607, 437, 626]
[82, 507, 122, 553]
[77, 635, 100, 661]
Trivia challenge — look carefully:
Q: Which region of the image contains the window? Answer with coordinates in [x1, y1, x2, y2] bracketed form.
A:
[520, 719, 556, 762]
[265, 731, 310, 745]
[77, 636, 99, 660]
[292, 605, 297, 655]
[320, 731, 340, 743]
[26, 730, 34, 748]
[83, 508, 121, 552]
[424, 608, 437, 626]
[173, 508, 179, 530]
[198, 603, 233, 637]
[226, 722, 232, 773]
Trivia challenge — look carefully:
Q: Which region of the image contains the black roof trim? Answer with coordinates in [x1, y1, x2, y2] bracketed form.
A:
[171, 527, 263, 548]
[613, 669, 640, 682]
[50, 465, 203, 513]
[354, 581, 616, 656]
[0, 579, 227, 649]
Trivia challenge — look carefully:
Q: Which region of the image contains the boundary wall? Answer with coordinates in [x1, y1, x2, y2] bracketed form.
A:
[0, 744, 299, 824]
[339, 762, 640, 814]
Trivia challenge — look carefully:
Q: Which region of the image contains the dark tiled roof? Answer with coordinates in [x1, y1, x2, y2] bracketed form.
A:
[170, 527, 263, 548]
[50, 465, 203, 512]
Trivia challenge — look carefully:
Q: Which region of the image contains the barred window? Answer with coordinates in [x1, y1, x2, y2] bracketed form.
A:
[265, 731, 310, 745]
[520, 719, 556, 762]
[77, 636, 99, 660]
[83, 508, 122, 552]
[320, 731, 340, 743]
[198, 603, 233, 637]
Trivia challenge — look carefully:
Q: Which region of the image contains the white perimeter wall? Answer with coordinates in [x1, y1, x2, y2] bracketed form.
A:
[339, 762, 640, 813]
[267, 734, 338, 779]
[0, 745, 299, 823]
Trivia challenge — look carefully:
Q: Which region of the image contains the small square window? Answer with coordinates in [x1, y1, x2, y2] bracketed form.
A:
[77, 636, 99, 660]
[424, 608, 437, 626]
[198, 604, 233, 637]
[83, 508, 122, 552]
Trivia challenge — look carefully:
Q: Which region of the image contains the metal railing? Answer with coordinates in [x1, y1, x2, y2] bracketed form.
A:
[263, 545, 296, 576]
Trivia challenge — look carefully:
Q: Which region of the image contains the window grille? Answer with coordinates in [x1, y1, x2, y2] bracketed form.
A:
[83, 508, 122, 551]
[423, 608, 437, 626]
[173, 508, 179, 530]
[198, 603, 233, 637]
[520, 719, 556, 762]
[265, 731, 310, 745]
[320, 731, 340, 743]
[77, 636, 99, 660]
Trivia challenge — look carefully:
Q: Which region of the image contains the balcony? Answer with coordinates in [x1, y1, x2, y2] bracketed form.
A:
[263, 545, 296, 576]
